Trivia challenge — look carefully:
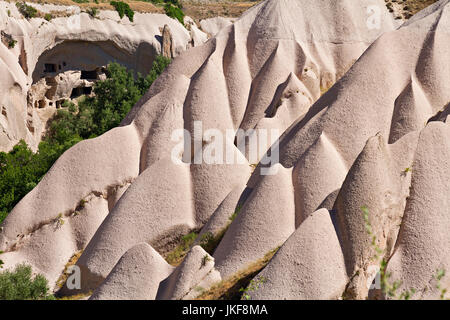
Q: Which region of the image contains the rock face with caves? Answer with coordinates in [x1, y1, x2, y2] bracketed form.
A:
[0, 0, 449, 300]
[0, 2, 206, 152]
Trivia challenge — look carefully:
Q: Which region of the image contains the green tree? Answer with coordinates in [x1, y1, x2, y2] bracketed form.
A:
[0, 264, 54, 300]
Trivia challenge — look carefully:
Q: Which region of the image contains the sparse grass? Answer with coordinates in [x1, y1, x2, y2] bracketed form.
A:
[229, 205, 242, 222]
[78, 199, 87, 209]
[240, 275, 266, 300]
[18, 0, 257, 21]
[8, 39, 17, 49]
[56, 291, 92, 300]
[196, 247, 278, 300]
[165, 232, 198, 266]
[198, 229, 225, 256]
[0, 59, 170, 225]
[55, 250, 83, 289]
[435, 269, 448, 300]
[54, 213, 65, 229]
[164, 205, 242, 266]
[198, 205, 242, 256]
[360, 206, 449, 300]
[164, 3, 183, 24]
[320, 84, 332, 96]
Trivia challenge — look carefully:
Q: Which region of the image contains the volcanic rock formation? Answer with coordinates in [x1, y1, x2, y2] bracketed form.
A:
[1, 0, 449, 300]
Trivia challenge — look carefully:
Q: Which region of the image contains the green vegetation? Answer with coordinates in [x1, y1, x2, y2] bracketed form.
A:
[148, 0, 184, 25]
[15, 2, 38, 19]
[55, 250, 83, 289]
[44, 13, 53, 21]
[196, 248, 279, 300]
[110, 1, 134, 22]
[198, 229, 225, 256]
[197, 205, 242, 256]
[435, 269, 448, 300]
[165, 204, 243, 266]
[163, 2, 184, 25]
[361, 205, 416, 299]
[361, 206, 449, 300]
[55, 213, 65, 229]
[7, 39, 17, 49]
[0, 56, 171, 224]
[0, 264, 54, 300]
[229, 205, 242, 222]
[0, 140, 68, 224]
[240, 275, 267, 300]
[72, 0, 90, 3]
[201, 254, 211, 268]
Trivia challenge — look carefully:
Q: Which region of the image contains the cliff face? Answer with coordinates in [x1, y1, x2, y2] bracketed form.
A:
[0, 2, 206, 152]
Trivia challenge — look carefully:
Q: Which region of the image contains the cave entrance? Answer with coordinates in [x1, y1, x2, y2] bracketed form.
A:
[70, 86, 92, 99]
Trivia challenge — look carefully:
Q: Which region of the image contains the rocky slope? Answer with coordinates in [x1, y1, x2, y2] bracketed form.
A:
[1, 0, 448, 300]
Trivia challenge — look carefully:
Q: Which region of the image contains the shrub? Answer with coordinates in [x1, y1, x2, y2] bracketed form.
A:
[110, 1, 134, 22]
[44, 13, 52, 21]
[62, 100, 78, 113]
[166, 232, 198, 266]
[229, 204, 242, 222]
[15, 2, 37, 19]
[8, 39, 17, 48]
[0, 264, 54, 300]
